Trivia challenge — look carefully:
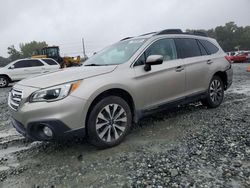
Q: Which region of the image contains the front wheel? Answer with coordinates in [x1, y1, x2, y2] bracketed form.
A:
[202, 76, 224, 108]
[0, 76, 9, 88]
[87, 96, 132, 149]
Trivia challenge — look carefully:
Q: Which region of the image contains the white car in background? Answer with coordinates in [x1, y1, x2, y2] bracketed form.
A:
[0, 58, 60, 88]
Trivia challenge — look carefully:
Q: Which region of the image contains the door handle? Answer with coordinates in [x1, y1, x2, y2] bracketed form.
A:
[175, 66, 184, 72]
[207, 60, 213, 64]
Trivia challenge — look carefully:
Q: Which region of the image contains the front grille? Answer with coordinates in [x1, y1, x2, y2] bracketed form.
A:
[8, 88, 23, 111]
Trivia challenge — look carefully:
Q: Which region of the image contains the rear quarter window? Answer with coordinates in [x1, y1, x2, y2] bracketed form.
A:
[199, 39, 219, 55]
[42, 59, 58, 65]
[197, 40, 208, 56]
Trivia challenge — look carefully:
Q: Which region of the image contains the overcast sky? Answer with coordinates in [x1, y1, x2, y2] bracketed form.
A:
[0, 0, 249, 58]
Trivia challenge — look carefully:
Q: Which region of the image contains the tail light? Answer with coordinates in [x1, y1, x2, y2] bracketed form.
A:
[225, 56, 232, 69]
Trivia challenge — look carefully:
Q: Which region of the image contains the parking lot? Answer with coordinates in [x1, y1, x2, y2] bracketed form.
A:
[0, 63, 250, 187]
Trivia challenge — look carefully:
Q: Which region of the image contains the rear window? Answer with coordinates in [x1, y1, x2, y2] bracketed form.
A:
[42, 59, 58, 65]
[174, 38, 201, 58]
[199, 39, 219, 55]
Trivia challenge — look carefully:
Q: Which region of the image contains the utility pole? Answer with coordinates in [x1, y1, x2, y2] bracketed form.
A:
[82, 38, 86, 58]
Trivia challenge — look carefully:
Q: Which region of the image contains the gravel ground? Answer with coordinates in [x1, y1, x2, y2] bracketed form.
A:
[0, 63, 249, 188]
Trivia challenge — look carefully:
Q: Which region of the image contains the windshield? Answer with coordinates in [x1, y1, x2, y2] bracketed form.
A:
[84, 38, 145, 66]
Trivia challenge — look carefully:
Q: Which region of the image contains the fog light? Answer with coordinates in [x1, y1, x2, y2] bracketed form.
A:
[43, 126, 53, 137]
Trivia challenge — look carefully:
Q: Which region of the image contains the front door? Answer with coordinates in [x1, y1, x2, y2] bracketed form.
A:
[132, 38, 186, 110]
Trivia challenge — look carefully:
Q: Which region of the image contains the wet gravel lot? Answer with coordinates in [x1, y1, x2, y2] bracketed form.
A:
[0, 63, 250, 188]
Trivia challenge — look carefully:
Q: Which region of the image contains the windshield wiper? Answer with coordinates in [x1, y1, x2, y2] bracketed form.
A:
[85, 64, 115, 66]
[84, 64, 103, 66]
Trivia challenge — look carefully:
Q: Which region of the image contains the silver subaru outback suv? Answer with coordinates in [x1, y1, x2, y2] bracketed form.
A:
[8, 29, 233, 148]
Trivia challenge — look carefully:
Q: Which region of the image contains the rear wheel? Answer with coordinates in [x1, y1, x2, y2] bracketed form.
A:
[202, 76, 224, 108]
[87, 96, 132, 149]
[0, 76, 9, 88]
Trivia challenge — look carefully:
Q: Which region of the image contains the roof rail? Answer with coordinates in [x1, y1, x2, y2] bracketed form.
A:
[154, 29, 208, 37]
[120, 37, 133, 41]
[156, 29, 183, 35]
[139, 32, 157, 36]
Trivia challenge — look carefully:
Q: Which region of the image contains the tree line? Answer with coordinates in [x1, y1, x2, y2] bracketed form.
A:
[1, 22, 250, 67]
[187, 22, 250, 52]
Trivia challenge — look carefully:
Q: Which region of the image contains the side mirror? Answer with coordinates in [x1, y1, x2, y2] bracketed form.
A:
[9, 65, 15, 69]
[144, 55, 163, 71]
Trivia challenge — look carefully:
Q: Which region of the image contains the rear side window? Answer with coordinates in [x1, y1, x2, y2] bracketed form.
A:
[26, 60, 44, 67]
[199, 39, 219, 55]
[13, 60, 43, 68]
[174, 38, 201, 58]
[42, 59, 58, 65]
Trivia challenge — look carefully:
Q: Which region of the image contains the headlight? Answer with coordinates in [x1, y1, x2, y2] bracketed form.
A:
[30, 80, 81, 102]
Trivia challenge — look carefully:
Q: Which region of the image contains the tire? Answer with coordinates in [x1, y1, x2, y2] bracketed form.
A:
[0, 76, 9, 88]
[87, 96, 132, 149]
[202, 76, 224, 108]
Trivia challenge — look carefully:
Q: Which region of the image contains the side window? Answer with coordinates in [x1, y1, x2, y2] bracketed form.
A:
[134, 38, 177, 66]
[26, 60, 44, 67]
[197, 40, 208, 56]
[199, 39, 219, 55]
[13, 60, 44, 68]
[174, 38, 201, 58]
[13, 60, 27, 68]
[134, 53, 146, 66]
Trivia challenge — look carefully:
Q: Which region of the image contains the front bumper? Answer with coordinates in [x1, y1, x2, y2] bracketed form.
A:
[9, 84, 90, 141]
[12, 118, 85, 141]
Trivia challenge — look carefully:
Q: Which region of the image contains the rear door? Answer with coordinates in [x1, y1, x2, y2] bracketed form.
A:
[174, 38, 210, 96]
[133, 38, 186, 110]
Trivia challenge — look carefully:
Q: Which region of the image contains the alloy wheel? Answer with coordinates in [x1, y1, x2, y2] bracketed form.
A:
[96, 104, 127, 142]
[0, 78, 7, 87]
[209, 79, 223, 103]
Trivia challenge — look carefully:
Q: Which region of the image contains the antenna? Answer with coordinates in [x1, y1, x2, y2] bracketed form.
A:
[82, 38, 86, 58]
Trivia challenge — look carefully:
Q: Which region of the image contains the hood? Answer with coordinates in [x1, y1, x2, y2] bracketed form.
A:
[0, 67, 5, 72]
[17, 65, 117, 88]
